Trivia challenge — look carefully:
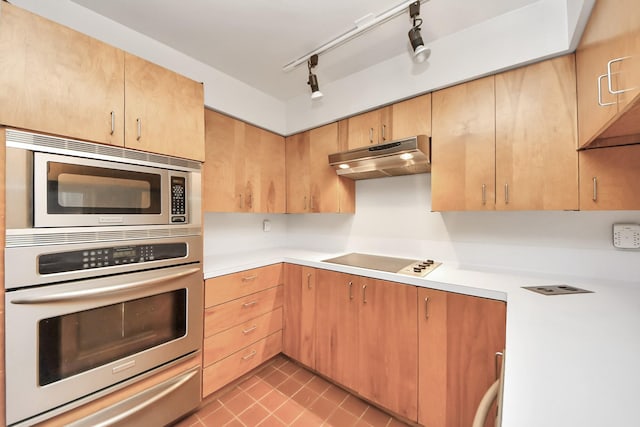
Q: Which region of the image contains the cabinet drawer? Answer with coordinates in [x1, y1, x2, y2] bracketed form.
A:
[204, 285, 283, 336]
[202, 331, 282, 397]
[203, 307, 283, 366]
[204, 263, 283, 308]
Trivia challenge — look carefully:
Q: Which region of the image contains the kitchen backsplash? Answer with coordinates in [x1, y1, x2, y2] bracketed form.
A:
[205, 174, 640, 283]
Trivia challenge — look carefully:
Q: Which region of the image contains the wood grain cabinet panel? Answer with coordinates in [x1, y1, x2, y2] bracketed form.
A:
[282, 264, 316, 368]
[391, 93, 432, 140]
[344, 107, 392, 149]
[204, 263, 283, 308]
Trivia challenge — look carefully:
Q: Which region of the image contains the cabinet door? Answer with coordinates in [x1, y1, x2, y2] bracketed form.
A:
[579, 145, 640, 210]
[309, 123, 340, 213]
[495, 55, 579, 210]
[432, 76, 496, 211]
[282, 264, 316, 368]
[124, 53, 204, 160]
[285, 132, 311, 213]
[315, 269, 359, 391]
[257, 127, 285, 213]
[203, 109, 246, 212]
[346, 107, 391, 149]
[358, 278, 418, 421]
[391, 93, 432, 140]
[0, 3, 124, 146]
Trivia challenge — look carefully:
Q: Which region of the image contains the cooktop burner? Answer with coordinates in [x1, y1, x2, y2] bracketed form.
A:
[322, 253, 441, 277]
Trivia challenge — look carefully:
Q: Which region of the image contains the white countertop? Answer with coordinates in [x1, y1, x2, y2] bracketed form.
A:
[204, 248, 640, 427]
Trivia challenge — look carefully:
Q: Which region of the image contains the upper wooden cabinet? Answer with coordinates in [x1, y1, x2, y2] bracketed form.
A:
[0, 2, 124, 146]
[579, 144, 640, 210]
[285, 123, 355, 213]
[0, 3, 204, 160]
[204, 109, 285, 213]
[124, 53, 204, 161]
[391, 93, 432, 140]
[576, 0, 640, 148]
[433, 55, 578, 211]
[342, 106, 392, 150]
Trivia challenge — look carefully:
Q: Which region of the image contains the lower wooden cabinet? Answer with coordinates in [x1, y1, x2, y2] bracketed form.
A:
[202, 264, 284, 397]
[418, 288, 506, 427]
[283, 264, 317, 368]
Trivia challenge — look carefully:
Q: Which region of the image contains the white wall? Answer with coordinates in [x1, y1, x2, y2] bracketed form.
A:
[206, 175, 640, 283]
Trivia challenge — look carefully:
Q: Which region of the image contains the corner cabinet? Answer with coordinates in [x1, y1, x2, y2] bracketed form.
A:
[204, 109, 285, 213]
[282, 264, 316, 368]
[285, 122, 355, 213]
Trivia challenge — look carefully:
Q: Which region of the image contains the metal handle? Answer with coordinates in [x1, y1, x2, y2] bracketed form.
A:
[592, 176, 598, 201]
[362, 284, 367, 303]
[242, 300, 258, 308]
[242, 325, 257, 335]
[495, 351, 504, 380]
[504, 183, 509, 204]
[607, 56, 633, 94]
[304, 196, 307, 210]
[597, 74, 616, 106]
[369, 127, 374, 143]
[242, 275, 257, 282]
[136, 118, 141, 140]
[481, 184, 486, 205]
[242, 350, 257, 360]
[348, 281, 353, 300]
[381, 124, 387, 141]
[424, 296, 430, 319]
[110, 111, 115, 135]
[239, 194, 243, 209]
[247, 193, 252, 209]
[310, 196, 314, 211]
[306, 273, 312, 289]
[10, 267, 200, 304]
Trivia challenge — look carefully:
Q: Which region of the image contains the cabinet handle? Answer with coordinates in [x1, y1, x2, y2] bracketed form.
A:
[481, 184, 487, 205]
[242, 325, 257, 335]
[242, 350, 257, 361]
[362, 284, 367, 303]
[239, 194, 244, 209]
[597, 74, 616, 106]
[592, 177, 598, 201]
[306, 273, 312, 290]
[310, 196, 314, 211]
[136, 118, 142, 141]
[247, 194, 252, 209]
[369, 128, 374, 143]
[495, 351, 504, 380]
[348, 281, 353, 300]
[304, 196, 307, 211]
[607, 56, 633, 95]
[504, 183, 509, 204]
[242, 275, 257, 282]
[381, 124, 387, 141]
[110, 111, 115, 135]
[424, 296, 430, 319]
[242, 300, 258, 308]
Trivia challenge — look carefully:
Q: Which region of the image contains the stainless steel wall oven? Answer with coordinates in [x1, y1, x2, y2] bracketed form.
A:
[4, 129, 204, 426]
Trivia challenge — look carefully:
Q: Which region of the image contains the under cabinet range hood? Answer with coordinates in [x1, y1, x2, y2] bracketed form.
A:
[328, 135, 431, 180]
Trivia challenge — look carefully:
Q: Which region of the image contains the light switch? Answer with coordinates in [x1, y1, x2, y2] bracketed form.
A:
[613, 223, 640, 249]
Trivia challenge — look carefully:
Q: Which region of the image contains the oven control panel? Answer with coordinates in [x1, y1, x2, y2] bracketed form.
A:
[170, 176, 187, 223]
[38, 243, 188, 275]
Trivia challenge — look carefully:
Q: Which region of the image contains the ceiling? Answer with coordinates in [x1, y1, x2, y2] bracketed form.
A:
[70, 0, 542, 101]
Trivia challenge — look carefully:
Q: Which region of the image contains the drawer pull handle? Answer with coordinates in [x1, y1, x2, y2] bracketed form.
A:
[348, 281, 353, 300]
[242, 275, 258, 282]
[242, 325, 257, 335]
[242, 350, 257, 361]
[307, 273, 312, 289]
[362, 284, 368, 303]
[424, 296, 430, 319]
[110, 111, 115, 135]
[136, 118, 142, 141]
[242, 300, 258, 308]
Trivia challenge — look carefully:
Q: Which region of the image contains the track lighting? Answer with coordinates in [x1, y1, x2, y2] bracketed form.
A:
[307, 54, 323, 100]
[408, 1, 430, 63]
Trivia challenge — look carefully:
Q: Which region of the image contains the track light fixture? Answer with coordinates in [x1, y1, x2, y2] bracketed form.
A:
[408, 1, 430, 63]
[307, 54, 323, 100]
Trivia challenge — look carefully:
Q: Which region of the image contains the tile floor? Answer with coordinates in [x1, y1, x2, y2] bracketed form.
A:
[172, 355, 411, 427]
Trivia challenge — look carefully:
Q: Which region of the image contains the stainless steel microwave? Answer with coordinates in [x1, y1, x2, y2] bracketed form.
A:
[5, 129, 202, 229]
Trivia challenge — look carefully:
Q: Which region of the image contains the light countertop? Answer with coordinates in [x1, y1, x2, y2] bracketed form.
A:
[203, 248, 640, 427]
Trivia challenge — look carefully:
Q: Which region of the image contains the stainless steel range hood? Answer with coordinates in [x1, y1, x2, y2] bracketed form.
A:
[328, 135, 431, 180]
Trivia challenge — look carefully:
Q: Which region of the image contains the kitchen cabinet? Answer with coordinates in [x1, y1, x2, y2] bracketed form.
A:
[418, 288, 506, 427]
[391, 93, 432, 140]
[282, 264, 316, 368]
[432, 76, 496, 211]
[342, 106, 392, 149]
[0, 3, 205, 160]
[0, 2, 125, 147]
[433, 55, 578, 211]
[204, 109, 285, 213]
[576, 0, 640, 149]
[123, 53, 204, 161]
[202, 264, 283, 397]
[285, 122, 355, 213]
[579, 144, 640, 210]
[314, 269, 418, 420]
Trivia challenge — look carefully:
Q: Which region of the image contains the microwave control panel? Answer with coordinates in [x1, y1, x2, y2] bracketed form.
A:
[38, 243, 188, 274]
[170, 176, 187, 223]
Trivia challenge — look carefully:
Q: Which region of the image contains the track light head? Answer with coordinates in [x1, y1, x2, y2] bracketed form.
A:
[307, 54, 323, 100]
[408, 1, 430, 63]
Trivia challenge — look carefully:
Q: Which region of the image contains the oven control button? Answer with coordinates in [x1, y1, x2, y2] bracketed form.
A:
[90, 263, 96, 267]
[83, 263, 89, 269]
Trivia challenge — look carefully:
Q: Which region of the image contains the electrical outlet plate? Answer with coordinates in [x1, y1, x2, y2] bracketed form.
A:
[613, 223, 640, 249]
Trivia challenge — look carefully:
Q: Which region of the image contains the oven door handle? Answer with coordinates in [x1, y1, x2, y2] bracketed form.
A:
[9, 267, 201, 305]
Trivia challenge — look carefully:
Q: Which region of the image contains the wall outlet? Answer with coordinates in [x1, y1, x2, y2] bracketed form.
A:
[263, 219, 271, 232]
[613, 223, 640, 249]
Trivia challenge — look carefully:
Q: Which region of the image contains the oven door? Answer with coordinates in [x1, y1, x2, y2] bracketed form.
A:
[4, 264, 203, 426]
[33, 152, 173, 227]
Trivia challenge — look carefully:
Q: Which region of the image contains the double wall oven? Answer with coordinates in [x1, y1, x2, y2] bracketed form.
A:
[4, 130, 204, 426]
